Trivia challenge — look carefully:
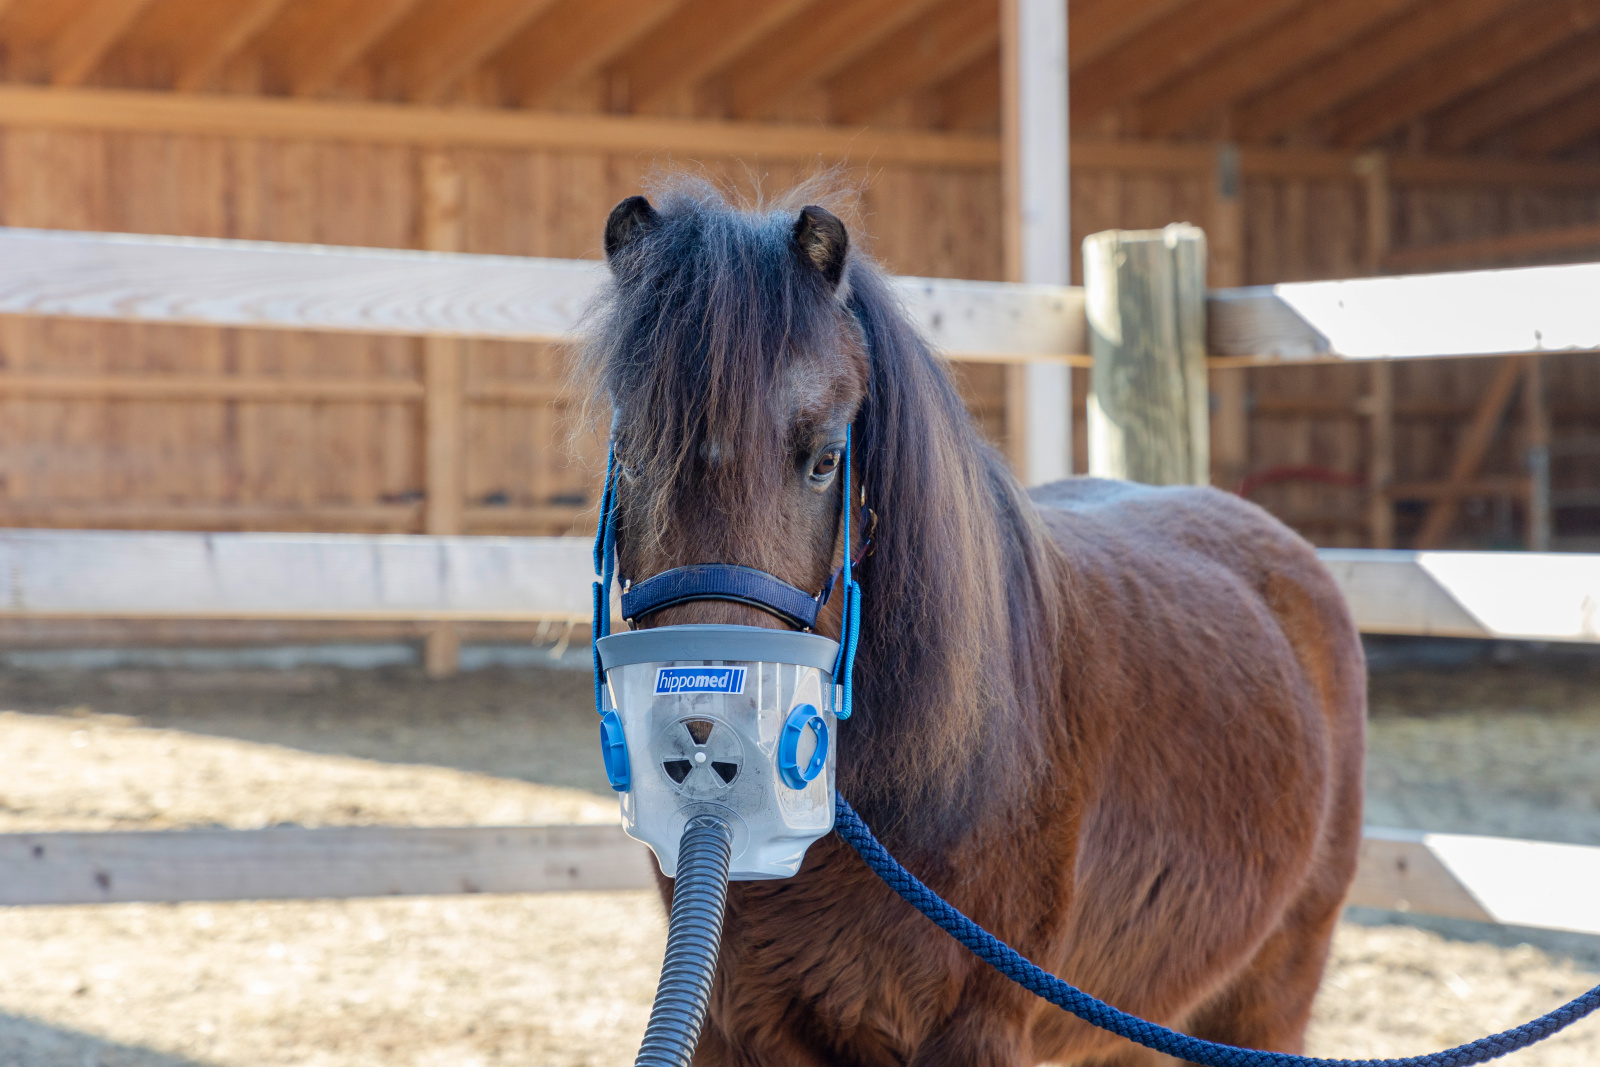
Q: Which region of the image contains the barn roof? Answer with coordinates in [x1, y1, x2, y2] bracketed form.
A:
[0, 0, 1594, 159]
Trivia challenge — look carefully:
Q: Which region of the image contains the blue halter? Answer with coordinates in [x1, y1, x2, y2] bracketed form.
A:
[591, 426, 864, 721]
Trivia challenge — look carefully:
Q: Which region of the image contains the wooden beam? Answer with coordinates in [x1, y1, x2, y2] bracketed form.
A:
[722, 0, 944, 120]
[0, 529, 598, 621]
[1068, 0, 1197, 68]
[1208, 145, 1248, 491]
[1429, 27, 1600, 150]
[504, 0, 684, 106]
[0, 227, 1086, 359]
[0, 84, 998, 165]
[50, 0, 156, 87]
[0, 374, 422, 401]
[1514, 79, 1600, 155]
[1414, 356, 1528, 549]
[173, 0, 294, 92]
[1384, 222, 1600, 272]
[1387, 476, 1529, 501]
[0, 502, 425, 532]
[1206, 262, 1600, 361]
[1524, 354, 1551, 552]
[1069, 0, 1308, 128]
[1366, 361, 1395, 547]
[0, 825, 652, 906]
[604, 0, 816, 111]
[1001, 0, 1072, 487]
[1327, 0, 1600, 147]
[390, 0, 563, 104]
[936, 49, 1001, 131]
[829, 0, 999, 124]
[1135, 0, 1417, 137]
[1355, 151, 1389, 273]
[1231, 0, 1526, 141]
[286, 0, 427, 98]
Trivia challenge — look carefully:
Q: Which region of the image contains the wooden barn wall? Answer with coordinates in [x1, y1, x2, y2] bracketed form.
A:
[1, 130, 1596, 549]
[0, 127, 1001, 536]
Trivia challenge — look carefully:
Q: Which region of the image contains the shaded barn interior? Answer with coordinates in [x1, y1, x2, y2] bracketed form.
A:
[0, 0, 1597, 555]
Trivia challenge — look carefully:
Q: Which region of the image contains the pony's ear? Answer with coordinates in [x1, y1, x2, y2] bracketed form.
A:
[604, 195, 659, 263]
[793, 205, 849, 290]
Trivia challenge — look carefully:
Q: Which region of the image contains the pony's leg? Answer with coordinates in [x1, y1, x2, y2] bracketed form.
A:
[1177, 886, 1345, 1056]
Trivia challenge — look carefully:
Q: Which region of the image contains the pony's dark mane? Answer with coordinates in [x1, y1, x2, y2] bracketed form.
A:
[581, 180, 1063, 848]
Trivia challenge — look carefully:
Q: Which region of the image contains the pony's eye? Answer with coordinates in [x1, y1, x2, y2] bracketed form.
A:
[811, 451, 841, 480]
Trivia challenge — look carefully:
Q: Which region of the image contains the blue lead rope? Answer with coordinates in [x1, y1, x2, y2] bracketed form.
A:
[833, 794, 1600, 1067]
[833, 425, 861, 721]
[592, 440, 619, 715]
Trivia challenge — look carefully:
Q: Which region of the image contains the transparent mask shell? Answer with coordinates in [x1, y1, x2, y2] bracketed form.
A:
[597, 625, 839, 880]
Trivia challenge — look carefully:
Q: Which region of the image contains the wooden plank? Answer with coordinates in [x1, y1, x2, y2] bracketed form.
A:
[1525, 355, 1551, 552]
[0, 529, 598, 622]
[507, 0, 684, 105]
[1384, 223, 1600, 273]
[1068, 0, 1194, 68]
[0, 374, 423, 401]
[1387, 476, 1530, 501]
[1084, 226, 1210, 487]
[1414, 356, 1528, 548]
[0, 227, 1084, 359]
[0, 824, 654, 906]
[1391, 830, 1600, 936]
[50, 0, 157, 87]
[1134, 0, 1417, 138]
[1069, 0, 1307, 127]
[0, 502, 424, 531]
[830, 0, 999, 123]
[397, 0, 561, 103]
[1207, 263, 1600, 362]
[1429, 26, 1600, 150]
[606, 0, 814, 111]
[1514, 78, 1600, 155]
[1317, 548, 1600, 642]
[0, 84, 1000, 166]
[172, 0, 295, 92]
[1327, 0, 1600, 148]
[1367, 361, 1395, 548]
[723, 0, 944, 120]
[1346, 829, 1495, 923]
[1001, 0, 1072, 486]
[1231, 0, 1528, 142]
[286, 0, 429, 97]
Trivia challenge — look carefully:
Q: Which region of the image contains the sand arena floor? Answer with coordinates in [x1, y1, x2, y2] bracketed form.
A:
[0, 646, 1598, 1065]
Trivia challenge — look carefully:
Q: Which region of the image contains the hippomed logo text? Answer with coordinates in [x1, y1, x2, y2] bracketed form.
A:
[655, 666, 747, 695]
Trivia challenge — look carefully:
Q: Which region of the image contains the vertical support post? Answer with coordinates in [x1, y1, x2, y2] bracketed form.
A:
[1001, 0, 1071, 485]
[1524, 353, 1551, 551]
[1208, 143, 1248, 491]
[1366, 361, 1395, 548]
[1355, 151, 1390, 275]
[421, 150, 464, 678]
[1083, 225, 1209, 486]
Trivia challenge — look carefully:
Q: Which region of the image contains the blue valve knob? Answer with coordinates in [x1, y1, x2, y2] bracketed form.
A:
[600, 709, 631, 791]
[778, 704, 828, 790]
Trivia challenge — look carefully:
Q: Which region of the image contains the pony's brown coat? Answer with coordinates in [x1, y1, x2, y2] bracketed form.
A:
[583, 182, 1364, 1066]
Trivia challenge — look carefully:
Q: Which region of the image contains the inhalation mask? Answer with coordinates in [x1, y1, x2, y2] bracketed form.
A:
[590, 429, 865, 880]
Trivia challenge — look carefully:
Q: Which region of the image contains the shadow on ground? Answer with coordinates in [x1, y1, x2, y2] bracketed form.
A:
[0, 1012, 207, 1067]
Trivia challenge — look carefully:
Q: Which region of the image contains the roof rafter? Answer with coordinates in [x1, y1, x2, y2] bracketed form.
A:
[174, 0, 296, 92]
[936, 48, 1000, 130]
[1430, 26, 1600, 149]
[605, 0, 817, 112]
[721, 0, 945, 120]
[828, 0, 997, 124]
[394, 0, 563, 104]
[286, 0, 427, 98]
[1231, 0, 1531, 141]
[1515, 80, 1600, 155]
[51, 0, 157, 87]
[500, 0, 685, 105]
[1069, 0, 1197, 68]
[1135, 0, 1419, 138]
[1326, 0, 1600, 147]
[1070, 0, 1310, 127]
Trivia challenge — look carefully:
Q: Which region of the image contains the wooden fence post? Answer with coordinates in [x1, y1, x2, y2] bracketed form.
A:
[421, 149, 464, 678]
[1207, 144, 1248, 492]
[1366, 361, 1395, 548]
[1083, 225, 1209, 486]
[1524, 354, 1551, 551]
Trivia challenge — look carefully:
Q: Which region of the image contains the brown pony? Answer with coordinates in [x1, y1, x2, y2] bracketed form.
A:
[582, 181, 1365, 1066]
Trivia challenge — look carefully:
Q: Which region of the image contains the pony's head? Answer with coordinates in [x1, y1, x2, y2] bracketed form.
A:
[584, 184, 867, 628]
[581, 181, 1061, 844]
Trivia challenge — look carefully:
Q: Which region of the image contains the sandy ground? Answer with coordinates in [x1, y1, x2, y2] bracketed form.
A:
[0, 647, 1597, 1065]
